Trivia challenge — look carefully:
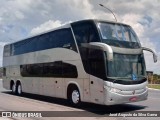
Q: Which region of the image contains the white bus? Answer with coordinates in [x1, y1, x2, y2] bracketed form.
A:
[2, 19, 157, 106]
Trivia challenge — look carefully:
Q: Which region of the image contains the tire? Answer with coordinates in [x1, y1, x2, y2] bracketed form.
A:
[16, 83, 22, 96]
[11, 83, 16, 94]
[69, 88, 81, 106]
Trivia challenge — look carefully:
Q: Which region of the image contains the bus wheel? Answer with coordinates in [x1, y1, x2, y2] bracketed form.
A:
[17, 83, 22, 96]
[11, 83, 16, 94]
[70, 88, 81, 106]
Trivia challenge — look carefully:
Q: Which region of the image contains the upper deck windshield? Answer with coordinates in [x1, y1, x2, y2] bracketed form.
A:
[97, 22, 141, 48]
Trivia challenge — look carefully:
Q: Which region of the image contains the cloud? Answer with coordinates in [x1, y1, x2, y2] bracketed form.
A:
[0, 0, 96, 66]
[30, 20, 63, 35]
[0, 0, 159, 74]
[87, 0, 160, 74]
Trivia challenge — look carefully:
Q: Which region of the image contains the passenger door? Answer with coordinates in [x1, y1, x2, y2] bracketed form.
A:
[89, 49, 106, 104]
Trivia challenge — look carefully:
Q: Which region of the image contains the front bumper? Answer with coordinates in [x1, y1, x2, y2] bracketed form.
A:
[104, 87, 148, 105]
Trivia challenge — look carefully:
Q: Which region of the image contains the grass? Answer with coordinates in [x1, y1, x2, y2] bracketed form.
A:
[148, 84, 160, 90]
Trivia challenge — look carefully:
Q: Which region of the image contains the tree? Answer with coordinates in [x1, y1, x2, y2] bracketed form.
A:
[153, 74, 160, 84]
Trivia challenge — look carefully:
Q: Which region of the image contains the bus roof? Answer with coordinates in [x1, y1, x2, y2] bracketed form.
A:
[4, 19, 130, 46]
[72, 19, 130, 27]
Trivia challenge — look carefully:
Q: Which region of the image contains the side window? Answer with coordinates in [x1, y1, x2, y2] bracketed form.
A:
[72, 22, 99, 45]
[13, 42, 20, 55]
[61, 29, 77, 52]
[4, 45, 11, 57]
[13, 37, 37, 55]
[37, 34, 49, 50]
[51, 61, 63, 77]
[88, 49, 106, 79]
[12, 28, 77, 56]
[73, 25, 89, 45]
[24, 38, 37, 54]
[89, 26, 99, 42]
[20, 61, 78, 78]
[62, 62, 78, 78]
[71, 21, 100, 74]
[49, 29, 77, 52]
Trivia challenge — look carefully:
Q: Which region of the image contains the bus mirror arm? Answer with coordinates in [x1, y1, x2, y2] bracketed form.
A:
[81, 42, 113, 61]
[142, 47, 158, 63]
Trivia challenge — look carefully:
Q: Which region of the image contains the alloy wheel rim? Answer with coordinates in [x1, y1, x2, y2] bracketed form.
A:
[72, 90, 80, 104]
[18, 85, 21, 94]
[12, 84, 16, 93]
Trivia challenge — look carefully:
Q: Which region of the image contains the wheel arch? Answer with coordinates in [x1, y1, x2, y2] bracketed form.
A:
[66, 81, 83, 101]
[16, 79, 22, 95]
[10, 80, 15, 90]
[16, 80, 21, 86]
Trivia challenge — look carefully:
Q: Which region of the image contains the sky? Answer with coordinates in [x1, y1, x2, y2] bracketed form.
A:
[0, 0, 160, 74]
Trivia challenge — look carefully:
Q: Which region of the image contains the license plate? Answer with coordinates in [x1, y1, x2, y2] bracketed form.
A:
[129, 97, 137, 101]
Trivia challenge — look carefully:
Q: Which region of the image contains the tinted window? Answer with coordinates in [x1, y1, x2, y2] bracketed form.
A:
[20, 61, 78, 78]
[71, 21, 104, 77]
[4, 45, 11, 57]
[49, 29, 77, 51]
[10, 28, 77, 56]
[71, 21, 99, 45]
[88, 49, 106, 79]
[62, 62, 78, 78]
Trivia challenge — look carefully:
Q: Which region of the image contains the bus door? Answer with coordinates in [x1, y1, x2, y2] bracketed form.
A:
[89, 49, 105, 104]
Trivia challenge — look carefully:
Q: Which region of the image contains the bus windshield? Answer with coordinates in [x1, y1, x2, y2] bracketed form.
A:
[107, 53, 146, 81]
[97, 22, 141, 48]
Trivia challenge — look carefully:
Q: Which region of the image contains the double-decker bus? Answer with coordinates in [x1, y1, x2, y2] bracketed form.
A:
[2, 19, 157, 105]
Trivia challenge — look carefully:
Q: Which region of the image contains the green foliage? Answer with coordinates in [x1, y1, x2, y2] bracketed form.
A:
[148, 84, 160, 89]
[153, 74, 160, 84]
[147, 73, 160, 84]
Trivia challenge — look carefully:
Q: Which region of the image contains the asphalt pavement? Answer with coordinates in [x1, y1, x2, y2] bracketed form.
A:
[0, 79, 159, 120]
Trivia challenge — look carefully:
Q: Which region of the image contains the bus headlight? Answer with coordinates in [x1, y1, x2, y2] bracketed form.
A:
[104, 86, 121, 93]
[110, 87, 121, 93]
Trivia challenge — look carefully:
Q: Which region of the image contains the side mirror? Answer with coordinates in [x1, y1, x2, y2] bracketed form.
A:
[142, 47, 158, 63]
[81, 42, 113, 61]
